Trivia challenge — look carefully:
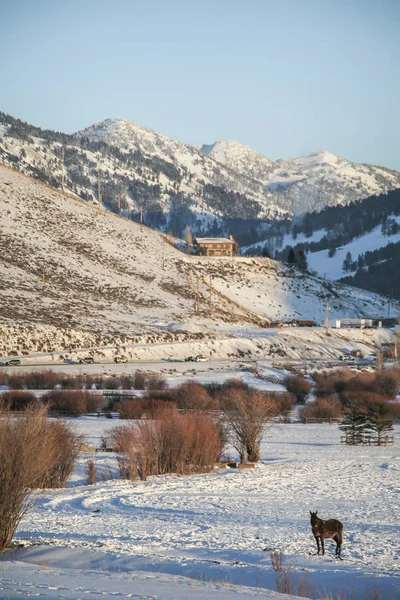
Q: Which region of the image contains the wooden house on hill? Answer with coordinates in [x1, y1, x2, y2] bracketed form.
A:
[194, 235, 237, 257]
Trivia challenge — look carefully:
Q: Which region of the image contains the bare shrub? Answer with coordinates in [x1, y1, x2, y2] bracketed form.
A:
[224, 378, 250, 392]
[109, 424, 138, 479]
[86, 459, 97, 485]
[116, 399, 146, 420]
[134, 371, 146, 390]
[110, 406, 222, 480]
[142, 398, 175, 420]
[217, 388, 279, 462]
[42, 390, 90, 416]
[0, 391, 37, 410]
[315, 368, 400, 401]
[0, 403, 81, 552]
[283, 375, 312, 404]
[146, 373, 167, 391]
[173, 381, 214, 411]
[299, 397, 343, 423]
[15, 370, 62, 390]
[274, 392, 296, 413]
[85, 393, 108, 413]
[271, 551, 312, 597]
[375, 369, 400, 399]
[388, 400, 400, 420]
[100, 376, 120, 390]
[41, 419, 82, 488]
[339, 390, 385, 409]
[270, 550, 284, 572]
[119, 375, 135, 390]
[116, 395, 176, 420]
[313, 369, 353, 398]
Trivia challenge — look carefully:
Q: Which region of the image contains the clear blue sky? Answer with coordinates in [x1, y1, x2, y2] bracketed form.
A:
[1, 0, 399, 169]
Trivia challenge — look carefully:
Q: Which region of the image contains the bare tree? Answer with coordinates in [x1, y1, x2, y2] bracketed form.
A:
[218, 388, 279, 462]
[184, 225, 192, 254]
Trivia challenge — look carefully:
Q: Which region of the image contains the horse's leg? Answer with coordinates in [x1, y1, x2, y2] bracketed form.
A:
[333, 535, 339, 555]
[315, 536, 320, 554]
[337, 531, 342, 556]
[321, 537, 325, 555]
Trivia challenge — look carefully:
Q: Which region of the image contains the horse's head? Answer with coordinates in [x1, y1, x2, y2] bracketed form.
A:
[310, 511, 318, 525]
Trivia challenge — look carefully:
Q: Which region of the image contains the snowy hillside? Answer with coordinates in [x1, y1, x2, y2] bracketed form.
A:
[0, 165, 396, 351]
[204, 145, 400, 214]
[200, 139, 275, 182]
[306, 217, 400, 280]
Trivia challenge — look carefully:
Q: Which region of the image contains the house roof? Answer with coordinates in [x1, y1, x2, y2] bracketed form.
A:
[195, 237, 234, 244]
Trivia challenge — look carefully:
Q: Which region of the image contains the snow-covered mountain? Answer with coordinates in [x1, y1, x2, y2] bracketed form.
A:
[0, 164, 396, 346]
[1, 112, 400, 230]
[199, 140, 275, 182]
[202, 144, 400, 214]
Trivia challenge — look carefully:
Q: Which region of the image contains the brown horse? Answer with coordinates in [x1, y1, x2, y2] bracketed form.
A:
[310, 511, 343, 556]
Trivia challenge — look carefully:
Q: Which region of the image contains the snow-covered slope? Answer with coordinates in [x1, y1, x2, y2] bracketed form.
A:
[2, 112, 400, 225]
[0, 165, 395, 344]
[200, 139, 275, 181]
[307, 217, 400, 280]
[204, 145, 400, 214]
[83, 120, 400, 214]
[77, 118, 283, 218]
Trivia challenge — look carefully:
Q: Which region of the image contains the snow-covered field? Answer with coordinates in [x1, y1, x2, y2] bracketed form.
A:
[1, 419, 399, 600]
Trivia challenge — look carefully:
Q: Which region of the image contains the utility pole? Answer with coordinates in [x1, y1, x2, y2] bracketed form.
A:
[61, 146, 65, 194]
[97, 168, 101, 209]
[195, 277, 199, 314]
[325, 296, 330, 334]
[209, 274, 212, 316]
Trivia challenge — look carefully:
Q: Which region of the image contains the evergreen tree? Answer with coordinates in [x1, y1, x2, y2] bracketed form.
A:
[328, 246, 337, 258]
[262, 244, 270, 258]
[357, 254, 365, 269]
[287, 247, 296, 265]
[342, 251, 353, 273]
[339, 402, 369, 445]
[365, 402, 394, 445]
[296, 249, 308, 272]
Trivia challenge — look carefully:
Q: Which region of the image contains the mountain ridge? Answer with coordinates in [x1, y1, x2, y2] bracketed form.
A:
[1, 112, 400, 235]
